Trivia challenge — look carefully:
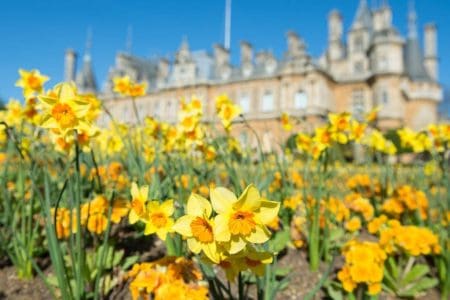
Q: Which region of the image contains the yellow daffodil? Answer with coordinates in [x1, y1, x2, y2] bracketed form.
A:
[173, 193, 220, 263]
[129, 182, 149, 224]
[38, 82, 91, 135]
[212, 184, 280, 254]
[15, 69, 49, 98]
[113, 75, 131, 95]
[280, 113, 293, 131]
[144, 199, 174, 240]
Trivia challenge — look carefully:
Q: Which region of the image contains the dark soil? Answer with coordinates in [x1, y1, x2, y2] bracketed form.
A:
[0, 265, 52, 300]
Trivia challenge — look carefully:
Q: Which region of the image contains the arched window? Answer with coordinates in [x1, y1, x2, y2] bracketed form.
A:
[261, 91, 274, 112]
[294, 90, 308, 109]
[352, 89, 365, 120]
[354, 36, 364, 52]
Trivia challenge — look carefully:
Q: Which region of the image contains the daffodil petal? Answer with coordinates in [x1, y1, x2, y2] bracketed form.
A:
[235, 184, 261, 211]
[187, 193, 212, 217]
[246, 225, 270, 244]
[229, 236, 246, 254]
[214, 214, 231, 242]
[211, 187, 236, 214]
[173, 215, 195, 237]
[257, 200, 280, 224]
[187, 238, 202, 254]
[161, 199, 174, 216]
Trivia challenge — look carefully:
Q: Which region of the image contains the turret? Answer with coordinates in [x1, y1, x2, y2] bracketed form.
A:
[328, 10, 344, 60]
[64, 49, 77, 82]
[424, 23, 438, 81]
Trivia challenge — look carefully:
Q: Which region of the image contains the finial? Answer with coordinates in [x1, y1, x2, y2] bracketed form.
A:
[126, 25, 133, 54]
[408, 0, 417, 39]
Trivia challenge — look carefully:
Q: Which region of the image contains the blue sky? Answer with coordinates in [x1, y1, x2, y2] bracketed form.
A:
[0, 0, 449, 110]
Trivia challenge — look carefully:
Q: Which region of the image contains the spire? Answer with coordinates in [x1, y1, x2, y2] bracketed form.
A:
[408, 0, 417, 39]
[126, 25, 133, 54]
[84, 27, 92, 61]
[224, 0, 232, 50]
[76, 27, 97, 93]
[352, 0, 372, 30]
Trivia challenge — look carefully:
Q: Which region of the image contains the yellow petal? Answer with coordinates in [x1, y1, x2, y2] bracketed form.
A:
[235, 184, 261, 211]
[229, 236, 246, 254]
[187, 193, 212, 217]
[257, 200, 280, 224]
[214, 214, 231, 242]
[173, 215, 194, 237]
[156, 228, 168, 240]
[202, 242, 220, 264]
[187, 238, 202, 254]
[160, 199, 174, 216]
[245, 225, 270, 244]
[210, 187, 236, 214]
[144, 222, 157, 235]
[128, 210, 139, 224]
[131, 182, 139, 199]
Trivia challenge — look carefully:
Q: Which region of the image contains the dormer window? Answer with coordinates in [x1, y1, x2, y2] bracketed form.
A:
[261, 91, 274, 112]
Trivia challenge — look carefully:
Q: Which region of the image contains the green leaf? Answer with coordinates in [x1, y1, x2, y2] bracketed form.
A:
[325, 281, 343, 300]
[399, 277, 438, 298]
[401, 264, 430, 286]
[274, 267, 291, 277]
[268, 229, 290, 253]
[112, 249, 124, 267]
[122, 255, 139, 271]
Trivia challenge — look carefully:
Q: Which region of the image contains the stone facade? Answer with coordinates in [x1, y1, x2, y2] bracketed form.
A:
[68, 0, 442, 147]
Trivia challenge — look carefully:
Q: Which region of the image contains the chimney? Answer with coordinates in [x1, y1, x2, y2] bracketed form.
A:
[328, 10, 344, 60]
[328, 10, 343, 42]
[213, 44, 230, 67]
[240, 41, 253, 65]
[64, 49, 77, 82]
[424, 23, 438, 80]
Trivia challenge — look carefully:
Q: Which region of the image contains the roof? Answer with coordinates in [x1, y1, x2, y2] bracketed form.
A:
[404, 38, 431, 82]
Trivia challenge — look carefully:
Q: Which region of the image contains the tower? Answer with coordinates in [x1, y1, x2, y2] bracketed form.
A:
[328, 10, 344, 61]
[424, 23, 438, 81]
[64, 49, 77, 82]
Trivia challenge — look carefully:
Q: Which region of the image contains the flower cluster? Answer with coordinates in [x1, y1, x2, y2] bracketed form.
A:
[173, 184, 279, 280]
[51, 195, 129, 238]
[125, 257, 208, 300]
[128, 183, 175, 240]
[113, 75, 147, 97]
[337, 240, 387, 295]
[379, 222, 441, 256]
[215, 94, 241, 132]
[382, 185, 429, 219]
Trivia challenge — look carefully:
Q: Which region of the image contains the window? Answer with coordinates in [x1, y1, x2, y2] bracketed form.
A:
[354, 61, 364, 74]
[354, 36, 364, 52]
[294, 90, 308, 109]
[240, 94, 250, 114]
[352, 89, 365, 120]
[378, 56, 388, 71]
[154, 102, 161, 117]
[261, 91, 274, 112]
[381, 90, 389, 104]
